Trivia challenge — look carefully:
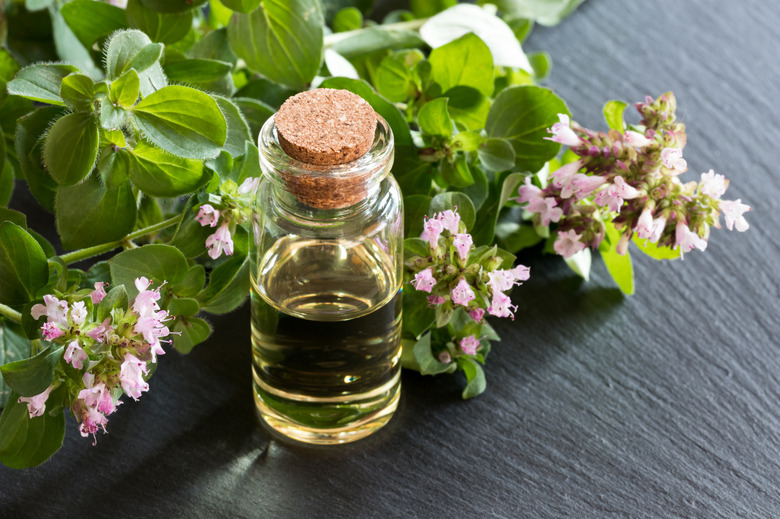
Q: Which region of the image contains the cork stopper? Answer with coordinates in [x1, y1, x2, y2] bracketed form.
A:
[275, 89, 377, 166]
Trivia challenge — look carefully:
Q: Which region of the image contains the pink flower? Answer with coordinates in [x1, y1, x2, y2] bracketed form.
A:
[64, 340, 87, 369]
[516, 176, 542, 203]
[550, 160, 582, 198]
[675, 222, 707, 257]
[635, 207, 654, 240]
[468, 308, 485, 322]
[427, 295, 446, 306]
[206, 222, 234, 259]
[436, 210, 460, 234]
[459, 335, 480, 356]
[420, 217, 444, 250]
[649, 215, 667, 243]
[238, 177, 261, 195]
[41, 322, 64, 341]
[120, 353, 150, 401]
[661, 147, 687, 173]
[526, 197, 563, 226]
[87, 317, 113, 343]
[70, 301, 87, 326]
[18, 384, 53, 419]
[508, 265, 531, 282]
[553, 229, 587, 258]
[78, 404, 108, 443]
[571, 174, 606, 200]
[488, 291, 516, 319]
[451, 279, 475, 307]
[487, 270, 516, 293]
[624, 130, 653, 147]
[78, 380, 116, 416]
[594, 176, 639, 212]
[452, 233, 473, 260]
[616, 233, 630, 255]
[411, 268, 437, 293]
[90, 282, 107, 305]
[699, 170, 728, 199]
[545, 113, 581, 147]
[438, 351, 452, 364]
[134, 310, 171, 355]
[720, 199, 750, 232]
[196, 204, 220, 228]
[133, 278, 161, 317]
[30, 294, 69, 325]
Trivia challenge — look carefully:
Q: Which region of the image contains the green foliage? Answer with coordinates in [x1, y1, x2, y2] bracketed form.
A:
[0, 322, 29, 407]
[61, 0, 128, 48]
[127, 141, 209, 197]
[109, 244, 189, 298]
[429, 33, 494, 97]
[0, 345, 63, 398]
[43, 112, 99, 186]
[126, 0, 193, 44]
[484, 0, 586, 26]
[603, 99, 628, 131]
[0, 391, 65, 469]
[600, 223, 634, 295]
[7, 64, 78, 106]
[0, 223, 49, 307]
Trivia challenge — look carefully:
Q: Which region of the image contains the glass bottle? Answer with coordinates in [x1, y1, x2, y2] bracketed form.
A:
[250, 103, 403, 445]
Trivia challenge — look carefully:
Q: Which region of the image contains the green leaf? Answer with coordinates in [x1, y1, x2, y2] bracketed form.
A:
[110, 69, 140, 109]
[601, 246, 634, 295]
[318, 77, 413, 149]
[411, 0, 455, 17]
[171, 265, 206, 298]
[0, 391, 65, 469]
[189, 27, 237, 66]
[139, 0, 208, 13]
[171, 317, 212, 354]
[460, 164, 489, 212]
[404, 195, 432, 238]
[25, 0, 54, 11]
[443, 86, 490, 131]
[104, 30, 161, 80]
[15, 107, 64, 212]
[43, 112, 100, 187]
[402, 286, 435, 338]
[60, 0, 128, 48]
[0, 322, 30, 407]
[374, 49, 423, 103]
[428, 33, 494, 97]
[418, 98, 452, 138]
[221, 0, 262, 13]
[169, 197, 213, 259]
[7, 64, 79, 106]
[0, 208, 27, 228]
[471, 172, 526, 246]
[126, 0, 193, 44]
[109, 244, 189, 299]
[632, 235, 680, 261]
[333, 6, 362, 32]
[234, 98, 274, 141]
[167, 297, 200, 317]
[330, 26, 423, 61]
[131, 85, 227, 160]
[604, 100, 628, 132]
[55, 175, 137, 250]
[486, 0, 585, 26]
[563, 248, 591, 281]
[413, 333, 456, 375]
[198, 252, 250, 314]
[128, 140, 209, 197]
[0, 163, 15, 208]
[0, 223, 49, 306]
[50, 6, 100, 78]
[528, 51, 551, 80]
[486, 86, 569, 173]
[214, 97, 252, 158]
[228, 0, 324, 90]
[99, 99, 127, 130]
[0, 345, 63, 397]
[460, 357, 486, 399]
[440, 153, 474, 188]
[429, 191, 476, 230]
[96, 285, 129, 323]
[404, 237, 429, 260]
[60, 73, 95, 112]
[164, 59, 233, 83]
[478, 138, 516, 173]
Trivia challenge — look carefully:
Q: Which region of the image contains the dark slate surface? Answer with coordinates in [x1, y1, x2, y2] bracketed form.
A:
[2, 0, 779, 517]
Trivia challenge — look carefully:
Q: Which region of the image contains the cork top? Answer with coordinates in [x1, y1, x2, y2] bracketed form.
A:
[274, 89, 377, 166]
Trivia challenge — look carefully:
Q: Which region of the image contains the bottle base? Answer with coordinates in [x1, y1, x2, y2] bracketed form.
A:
[253, 373, 401, 445]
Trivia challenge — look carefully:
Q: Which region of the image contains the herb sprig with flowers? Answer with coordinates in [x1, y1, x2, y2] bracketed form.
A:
[0, 0, 749, 468]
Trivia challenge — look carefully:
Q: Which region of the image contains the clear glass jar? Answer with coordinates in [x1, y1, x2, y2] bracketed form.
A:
[250, 114, 403, 444]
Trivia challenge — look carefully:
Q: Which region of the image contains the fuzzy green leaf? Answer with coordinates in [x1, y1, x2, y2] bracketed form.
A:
[444, 86, 490, 131]
[43, 112, 99, 187]
[478, 138, 516, 173]
[131, 85, 227, 159]
[486, 86, 569, 173]
[374, 49, 423, 103]
[418, 97, 452, 138]
[110, 69, 140, 108]
[7, 64, 78, 106]
[60, 73, 95, 112]
[172, 317, 212, 354]
[126, 0, 193, 44]
[0, 223, 49, 306]
[228, 0, 324, 90]
[0, 163, 14, 208]
[0, 345, 63, 397]
[128, 141, 209, 197]
[214, 97, 252, 158]
[15, 107, 64, 212]
[55, 175, 137, 250]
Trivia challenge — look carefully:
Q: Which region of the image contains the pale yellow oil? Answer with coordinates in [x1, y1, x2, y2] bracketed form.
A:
[251, 237, 402, 444]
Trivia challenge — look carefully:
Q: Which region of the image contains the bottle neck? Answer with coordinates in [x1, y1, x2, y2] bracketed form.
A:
[258, 114, 394, 215]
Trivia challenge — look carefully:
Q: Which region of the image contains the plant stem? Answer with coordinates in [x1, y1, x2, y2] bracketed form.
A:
[59, 215, 182, 266]
[323, 18, 427, 48]
[0, 302, 22, 324]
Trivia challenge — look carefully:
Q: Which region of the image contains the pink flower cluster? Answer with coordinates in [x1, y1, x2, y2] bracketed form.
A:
[520, 93, 750, 260]
[195, 176, 260, 260]
[23, 278, 173, 444]
[408, 209, 530, 322]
